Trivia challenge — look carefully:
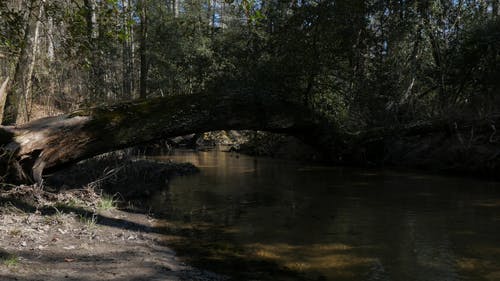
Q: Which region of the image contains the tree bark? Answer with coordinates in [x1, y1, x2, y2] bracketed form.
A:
[174, 0, 180, 18]
[46, 11, 56, 114]
[2, 91, 493, 185]
[122, 0, 133, 99]
[3, 0, 43, 125]
[84, 0, 98, 40]
[492, 0, 499, 18]
[0, 77, 10, 124]
[83, 0, 105, 101]
[0, 93, 330, 184]
[139, 0, 149, 99]
[21, 2, 42, 123]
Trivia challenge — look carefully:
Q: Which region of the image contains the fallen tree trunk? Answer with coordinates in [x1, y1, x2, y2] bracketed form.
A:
[2, 90, 498, 184]
[0, 93, 332, 183]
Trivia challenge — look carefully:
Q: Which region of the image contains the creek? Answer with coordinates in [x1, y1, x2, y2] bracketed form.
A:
[147, 149, 500, 281]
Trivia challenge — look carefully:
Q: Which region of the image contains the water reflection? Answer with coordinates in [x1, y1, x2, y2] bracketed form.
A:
[149, 150, 500, 281]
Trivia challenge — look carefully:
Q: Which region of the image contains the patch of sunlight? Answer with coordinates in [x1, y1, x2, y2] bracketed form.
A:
[418, 258, 453, 270]
[222, 227, 242, 234]
[479, 247, 500, 255]
[456, 258, 482, 271]
[248, 243, 355, 255]
[237, 169, 256, 174]
[247, 242, 373, 271]
[306, 254, 374, 269]
[285, 262, 311, 272]
[457, 258, 500, 281]
[472, 199, 500, 208]
[485, 271, 500, 281]
[254, 249, 281, 260]
[312, 243, 354, 251]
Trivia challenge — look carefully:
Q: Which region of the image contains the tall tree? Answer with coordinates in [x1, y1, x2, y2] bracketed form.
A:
[121, 0, 134, 99]
[139, 0, 149, 99]
[3, 0, 43, 124]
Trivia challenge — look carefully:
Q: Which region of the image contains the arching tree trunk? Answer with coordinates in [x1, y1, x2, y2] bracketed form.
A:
[2, 91, 498, 185]
[0, 93, 333, 184]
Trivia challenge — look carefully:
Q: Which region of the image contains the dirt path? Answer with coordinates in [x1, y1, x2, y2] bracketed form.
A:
[0, 187, 227, 281]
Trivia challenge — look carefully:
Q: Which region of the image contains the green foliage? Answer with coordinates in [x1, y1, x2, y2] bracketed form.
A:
[79, 213, 97, 228]
[98, 194, 117, 211]
[1, 253, 19, 267]
[0, 3, 24, 56]
[1, 0, 498, 130]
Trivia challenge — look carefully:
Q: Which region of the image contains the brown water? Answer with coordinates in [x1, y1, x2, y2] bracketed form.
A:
[149, 149, 500, 281]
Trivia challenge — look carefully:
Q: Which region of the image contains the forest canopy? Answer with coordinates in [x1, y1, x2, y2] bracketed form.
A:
[0, 0, 499, 131]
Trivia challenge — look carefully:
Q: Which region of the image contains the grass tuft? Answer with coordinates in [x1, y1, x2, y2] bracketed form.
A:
[2, 254, 19, 267]
[79, 213, 97, 228]
[98, 194, 117, 211]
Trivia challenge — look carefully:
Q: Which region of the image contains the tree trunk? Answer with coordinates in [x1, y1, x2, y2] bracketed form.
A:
[122, 0, 133, 99]
[174, 0, 180, 18]
[83, 0, 104, 101]
[139, 0, 149, 99]
[492, 0, 499, 18]
[2, 92, 494, 185]
[0, 93, 331, 184]
[84, 0, 98, 40]
[3, 0, 43, 125]
[0, 77, 10, 124]
[46, 12, 56, 115]
[21, 3, 42, 123]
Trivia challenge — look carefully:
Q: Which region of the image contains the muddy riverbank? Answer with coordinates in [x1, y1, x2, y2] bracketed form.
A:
[0, 155, 225, 281]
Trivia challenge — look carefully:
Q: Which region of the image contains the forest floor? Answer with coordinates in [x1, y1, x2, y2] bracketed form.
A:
[0, 157, 227, 281]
